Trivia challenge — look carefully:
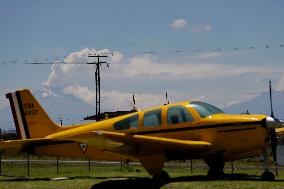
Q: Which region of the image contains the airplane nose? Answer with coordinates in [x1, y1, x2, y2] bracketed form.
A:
[266, 116, 283, 129]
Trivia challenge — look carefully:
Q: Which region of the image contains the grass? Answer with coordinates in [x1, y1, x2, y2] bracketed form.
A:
[0, 159, 284, 189]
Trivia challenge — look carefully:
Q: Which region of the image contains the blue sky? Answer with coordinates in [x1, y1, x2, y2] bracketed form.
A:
[1, 0, 284, 111]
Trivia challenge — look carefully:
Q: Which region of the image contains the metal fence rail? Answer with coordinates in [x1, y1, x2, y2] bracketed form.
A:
[0, 151, 283, 177]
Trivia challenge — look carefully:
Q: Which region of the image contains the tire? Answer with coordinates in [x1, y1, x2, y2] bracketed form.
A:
[261, 171, 275, 181]
[152, 170, 170, 185]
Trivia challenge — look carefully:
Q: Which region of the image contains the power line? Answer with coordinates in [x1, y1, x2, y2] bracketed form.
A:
[1, 43, 284, 66]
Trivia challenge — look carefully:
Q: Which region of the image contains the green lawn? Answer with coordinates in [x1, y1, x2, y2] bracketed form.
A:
[0, 161, 284, 189]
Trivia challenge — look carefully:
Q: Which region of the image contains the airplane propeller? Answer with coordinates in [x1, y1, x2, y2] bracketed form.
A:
[268, 79, 280, 164]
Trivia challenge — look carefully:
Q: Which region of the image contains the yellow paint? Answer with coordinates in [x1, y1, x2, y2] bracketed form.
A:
[0, 89, 275, 175]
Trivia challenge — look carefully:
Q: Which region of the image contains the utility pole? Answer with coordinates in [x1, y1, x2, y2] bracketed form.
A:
[87, 55, 109, 121]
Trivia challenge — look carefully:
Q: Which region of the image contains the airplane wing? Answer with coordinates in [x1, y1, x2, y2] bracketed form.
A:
[276, 128, 284, 135]
[68, 131, 212, 156]
[0, 131, 211, 159]
[0, 138, 52, 152]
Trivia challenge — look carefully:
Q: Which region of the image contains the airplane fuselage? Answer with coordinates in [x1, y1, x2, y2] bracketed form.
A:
[4, 89, 279, 179]
[42, 101, 268, 162]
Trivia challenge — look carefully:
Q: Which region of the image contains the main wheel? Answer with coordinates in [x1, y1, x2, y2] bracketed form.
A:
[261, 171, 275, 181]
[204, 154, 225, 179]
[152, 170, 170, 185]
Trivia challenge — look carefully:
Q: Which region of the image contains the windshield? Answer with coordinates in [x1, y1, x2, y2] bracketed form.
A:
[190, 101, 224, 118]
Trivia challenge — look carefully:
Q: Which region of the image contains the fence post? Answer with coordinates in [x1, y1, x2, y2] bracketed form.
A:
[0, 129, 2, 176]
[190, 159, 193, 173]
[0, 150, 2, 176]
[56, 156, 59, 174]
[88, 159, 91, 172]
[27, 154, 30, 176]
[231, 161, 234, 175]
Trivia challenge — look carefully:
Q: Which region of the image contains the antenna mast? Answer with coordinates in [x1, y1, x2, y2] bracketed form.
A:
[166, 91, 170, 104]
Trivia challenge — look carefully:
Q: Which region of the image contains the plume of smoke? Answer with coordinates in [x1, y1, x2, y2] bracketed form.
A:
[41, 48, 123, 95]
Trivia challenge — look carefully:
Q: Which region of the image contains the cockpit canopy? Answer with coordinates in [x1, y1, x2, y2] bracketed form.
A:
[190, 101, 224, 118]
[113, 101, 224, 131]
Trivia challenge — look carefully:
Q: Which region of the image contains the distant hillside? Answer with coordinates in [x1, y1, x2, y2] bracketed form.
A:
[0, 88, 96, 130]
[223, 90, 284, 120]
[2, 88, 284, 130]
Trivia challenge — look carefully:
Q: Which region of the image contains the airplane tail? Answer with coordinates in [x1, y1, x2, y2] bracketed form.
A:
[6, 89, 61, 139]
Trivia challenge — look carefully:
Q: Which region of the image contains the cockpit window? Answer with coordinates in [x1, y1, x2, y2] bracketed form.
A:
[167, 105, 194, 125]
[143, 109, 162, 128]
[190, 101, 224, 118]
[113, 114, 139, 131]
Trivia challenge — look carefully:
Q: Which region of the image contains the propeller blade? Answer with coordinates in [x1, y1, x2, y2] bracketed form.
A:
[269, 79, 274, 118]
[268, 80, 278, 164]
[271, 129, 277, 163]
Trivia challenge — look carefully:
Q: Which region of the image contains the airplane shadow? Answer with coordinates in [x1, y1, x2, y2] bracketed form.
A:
[1, 174, 284, 188]
[90, 174, 284, 189]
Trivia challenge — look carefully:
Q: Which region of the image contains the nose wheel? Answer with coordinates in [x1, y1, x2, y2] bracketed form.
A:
[204, 153, 225, 179]
[261, 170, 275, 181]
[260, 144, 276, 181]
[152, 170, 170, 185]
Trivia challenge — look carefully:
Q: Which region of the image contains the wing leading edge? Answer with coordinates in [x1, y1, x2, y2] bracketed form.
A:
[0, 131, 211, 159]
[68, 131, 212, 156]
[0, 138, 52, 152]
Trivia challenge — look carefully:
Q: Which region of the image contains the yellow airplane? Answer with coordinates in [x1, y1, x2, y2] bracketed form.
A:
[1, 89, 284, 182]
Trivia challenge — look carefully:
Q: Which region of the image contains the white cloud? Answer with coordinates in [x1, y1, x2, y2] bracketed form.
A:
[41, 87, 62, 98]
[64, 85, 96, 104]
[62, 84, 165, 110]
[43, 82, 223, 111]
[169, 19, 212, 33]
[276, 75, 284, 91]
[43, 48, 284, 90]
[190, 24, 212, 33]
[42, 48, 123, 90]
[170, 19, 188, 30]
[119, 55, 284, 79]
[111, 52, 123, 62]
[40, 48, 284, 111]
[195, 51, 221, 59]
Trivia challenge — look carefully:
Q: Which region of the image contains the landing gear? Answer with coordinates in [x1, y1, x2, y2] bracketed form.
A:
[152, 170, 170, 185]
[139, 154, 169, 184]
[260, 144, 276, 181]
[204, 154, 225, 179]
[261, 170, 275, 181]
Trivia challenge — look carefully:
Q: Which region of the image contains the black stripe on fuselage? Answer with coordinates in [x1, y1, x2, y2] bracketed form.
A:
[129, 121, 262, 135]
[217, 127, 256, 133]
[16, 91, 30, 139]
